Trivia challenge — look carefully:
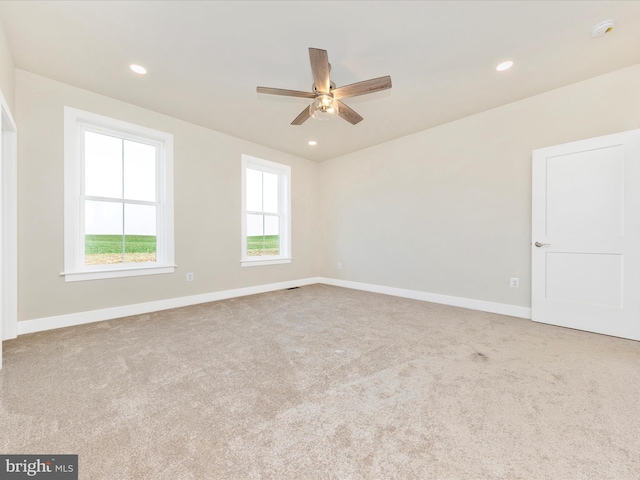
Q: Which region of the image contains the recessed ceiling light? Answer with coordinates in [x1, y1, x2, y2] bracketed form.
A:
[496, 60, 514, 72]
[130, 64, 147, 75]
[308, 141, 317, 146]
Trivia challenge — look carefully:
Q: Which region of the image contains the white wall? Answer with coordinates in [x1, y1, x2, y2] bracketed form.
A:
[16, 70, 320, 322]
[319, 64, 640, 308]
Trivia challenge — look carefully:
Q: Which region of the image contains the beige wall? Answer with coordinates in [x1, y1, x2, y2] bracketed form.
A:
[319, 64, 640, 308]
[16, 70, 320, 321]
[0, 18, 13, 112]
[15, 62, 640, 322]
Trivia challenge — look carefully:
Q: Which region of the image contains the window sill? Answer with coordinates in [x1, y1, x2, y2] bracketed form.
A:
[241, 257, 292, 267]
[61, 264, 176, 282]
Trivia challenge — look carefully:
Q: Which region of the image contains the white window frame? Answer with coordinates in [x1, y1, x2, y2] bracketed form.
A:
[241, 154, 291, 267]
[63, 107, 175, 281]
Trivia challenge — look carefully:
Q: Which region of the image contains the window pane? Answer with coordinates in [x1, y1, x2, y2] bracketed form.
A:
[246, 214, 263, 256]
[264, 215, 279, 236]
[246, 215, 279, 257]
[263, 172, 278, 214]
[246, 168, 263, 212]
[264, 215, 280, 256]
[124, 140, 156, 202]
[246, 213, 263, 236]
[124, 204, 156, 263]
[85, 200, 123, 265]
[84, 131, 123, 198]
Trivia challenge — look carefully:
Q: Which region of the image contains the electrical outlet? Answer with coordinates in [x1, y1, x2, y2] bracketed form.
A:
[337, 263, 342, 270]
[186, 272, 194, 282]
[510, 277, 519, 288]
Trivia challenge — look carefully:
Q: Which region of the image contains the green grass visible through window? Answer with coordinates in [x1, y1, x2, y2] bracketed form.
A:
[246, 235, 279, 256]
[85, 235, 156, 254]
[85, 235, 157, 265]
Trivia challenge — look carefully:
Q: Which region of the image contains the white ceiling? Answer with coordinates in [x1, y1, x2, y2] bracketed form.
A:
[1, 1, 640, 162]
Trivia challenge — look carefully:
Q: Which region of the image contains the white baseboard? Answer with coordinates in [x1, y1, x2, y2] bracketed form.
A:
[318, 277, 532, 319]
[17, 276, 530, 335]
[17, 277, 323, 335]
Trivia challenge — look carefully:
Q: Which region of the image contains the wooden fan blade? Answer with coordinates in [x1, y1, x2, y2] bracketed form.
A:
[337, 101, 363, 125]
[332, 76, 392, 100]
[309, 48, 331, 93]
[291, 105, 311, 125]
[257, 86, 316, 98]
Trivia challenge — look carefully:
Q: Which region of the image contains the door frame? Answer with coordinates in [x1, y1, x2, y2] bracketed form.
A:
[0, 87, 17, 370]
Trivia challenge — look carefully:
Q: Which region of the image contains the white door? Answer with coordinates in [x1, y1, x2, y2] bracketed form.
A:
[532, 129, 640, 341]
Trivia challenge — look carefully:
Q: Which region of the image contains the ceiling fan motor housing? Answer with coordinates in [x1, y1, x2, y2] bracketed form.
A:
[313, 81, 337, 93]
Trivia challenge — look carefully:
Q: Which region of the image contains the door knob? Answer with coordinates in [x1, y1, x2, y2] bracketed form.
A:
[534, 241, 550, 247]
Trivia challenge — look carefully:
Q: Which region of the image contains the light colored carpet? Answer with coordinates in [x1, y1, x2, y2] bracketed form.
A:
[2, 284, 640, 479]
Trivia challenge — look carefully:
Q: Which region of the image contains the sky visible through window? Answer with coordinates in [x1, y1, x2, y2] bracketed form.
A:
[246, 168, 279, 237]
[84, 131, 156, 236]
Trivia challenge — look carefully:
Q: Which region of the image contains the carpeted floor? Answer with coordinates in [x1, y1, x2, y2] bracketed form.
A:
[1, 284, 640, 479]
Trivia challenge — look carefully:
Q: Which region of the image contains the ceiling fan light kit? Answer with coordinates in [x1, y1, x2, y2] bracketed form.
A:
[257, 47, 392, 126]
[310, 94, 339, 120]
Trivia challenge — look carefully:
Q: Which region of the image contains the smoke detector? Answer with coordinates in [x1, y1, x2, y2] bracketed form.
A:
[591, 19, 615, 38]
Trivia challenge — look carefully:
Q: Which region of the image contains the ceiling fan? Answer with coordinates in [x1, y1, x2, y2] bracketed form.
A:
[257, 48, 392, 125]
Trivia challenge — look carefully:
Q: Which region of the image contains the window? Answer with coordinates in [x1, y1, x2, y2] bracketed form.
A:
[241, 154, 291, 266]
[63, 107, 174, 281]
